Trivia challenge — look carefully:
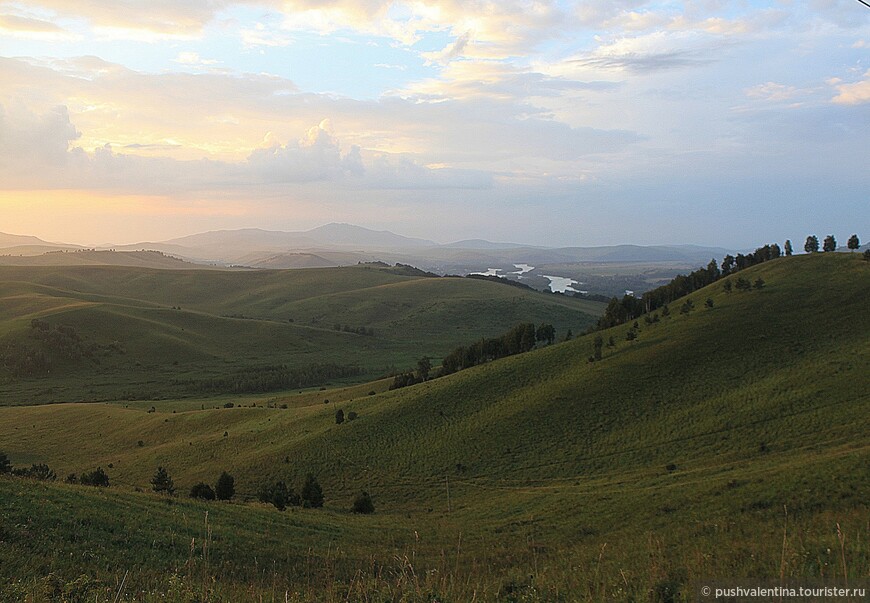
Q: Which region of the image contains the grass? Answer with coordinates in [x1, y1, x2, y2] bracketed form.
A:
[0, 263, 602, 404]
[0, 253, 867, 600]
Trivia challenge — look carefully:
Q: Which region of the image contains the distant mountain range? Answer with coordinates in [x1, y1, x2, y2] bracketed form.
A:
[0, 223, 760, 273]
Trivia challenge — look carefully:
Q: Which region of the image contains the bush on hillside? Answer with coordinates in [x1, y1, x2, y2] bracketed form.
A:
[80, 467, 109, 487]
[301, 473, 324, 508]
[0, 451, 11, 474]
[12, 463, 56, 481]
[190, 482, 216, 500]
[215, 471, 235, 500]
[151, 466, 175, 495]
[351, 491, 375, 514]
[258, 480, 301, 511]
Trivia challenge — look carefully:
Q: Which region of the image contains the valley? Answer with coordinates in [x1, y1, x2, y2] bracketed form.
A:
[0, 252, 867, 601]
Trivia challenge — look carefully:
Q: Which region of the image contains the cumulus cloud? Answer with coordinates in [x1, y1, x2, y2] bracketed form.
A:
[0, 103, 80, 171]
[0, 102, 491, 194]
[831, 70, 870, 105]
[247, 120, 364, 181]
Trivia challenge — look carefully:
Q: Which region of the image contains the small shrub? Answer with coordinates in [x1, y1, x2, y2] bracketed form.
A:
[666, 463, 677, 472]
[151, 466, 175, 495]
[652, 570, 686, 603]
[0, 450, 11, 474]
[335, 409, 345, 424]
[347, 411, 358, 421]
[223, 402, 234, 409]
[137, 440, 144, 447]
[301, 473, 324, 508]
[258, 481, 300, 510]
[190, 482, 216, 500]
[65, 473, 78, 484]
[705, 297, 714, 308]
[13, 463, 56, 481]
[351, 491, 375, 514]
[80, 467, 109, 487]
[215, 471, 235, 500]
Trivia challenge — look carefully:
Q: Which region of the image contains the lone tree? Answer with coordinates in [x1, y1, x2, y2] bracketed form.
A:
[190, 482, 216, 500]
[301, 473, 324, 508]
[0, 450, 11, 474]
[215, 471, 235, 500]
[784, 239, 793, 256]
[335, 409, 345, 424]
[593, 335, 603, 361]
[416, 356, 431, 381]
[351, 491, 375, 514]
[805, 235, 819, 253]
[151, 466, 175, 495]
[823, 235, 837, 253]
[847, 234, 860, 251]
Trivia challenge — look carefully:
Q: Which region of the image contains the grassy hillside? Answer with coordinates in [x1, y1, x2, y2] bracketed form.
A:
[0, 264, 601, 404]
[0, 253, 867, 601]
[0, 250, 209, 269]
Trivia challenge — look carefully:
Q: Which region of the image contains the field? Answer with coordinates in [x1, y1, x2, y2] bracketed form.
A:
[0, 264, 602, 404]
[0, 253, 867, 601]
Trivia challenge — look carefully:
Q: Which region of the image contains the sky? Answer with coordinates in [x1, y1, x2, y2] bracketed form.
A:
[0, 0, 868, 248]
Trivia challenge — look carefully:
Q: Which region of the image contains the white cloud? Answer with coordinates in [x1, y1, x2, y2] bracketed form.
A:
[173, 52, 220, 66]
[0, 103, 80, 171]
[240, 22, 294, 47]
[745, 82, 800, 102]
[831, 70, 870, 105]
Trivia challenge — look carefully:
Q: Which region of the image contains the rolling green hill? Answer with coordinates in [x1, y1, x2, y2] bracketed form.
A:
[0, 253, 867, 601]
[0, 264, 602, 404]
[0, 250, 208, 269]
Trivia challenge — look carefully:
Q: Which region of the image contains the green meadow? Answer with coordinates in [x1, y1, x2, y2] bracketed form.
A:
[0, 253, 867, 601]
[0, 263, 601, 404]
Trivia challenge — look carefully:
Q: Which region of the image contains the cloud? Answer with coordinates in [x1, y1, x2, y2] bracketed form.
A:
[246, 121, 365, 182]
[240, 22, 294, 47]
[567, 30, 724, 73]
[173, 52, 220, 66]
[0, 101, 493, 194]
[0, 13, 63, 32]
[0, 103, 80, 171]
[831, 70, 870, 105]
[422, 31, 471, 65]
[15, 0, 254, 35]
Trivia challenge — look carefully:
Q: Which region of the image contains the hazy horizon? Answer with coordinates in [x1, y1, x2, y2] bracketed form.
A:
[1, 1, 868, 248]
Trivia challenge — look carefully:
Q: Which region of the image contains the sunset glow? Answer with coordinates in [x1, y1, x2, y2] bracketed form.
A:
[1, 1, 868, 246]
